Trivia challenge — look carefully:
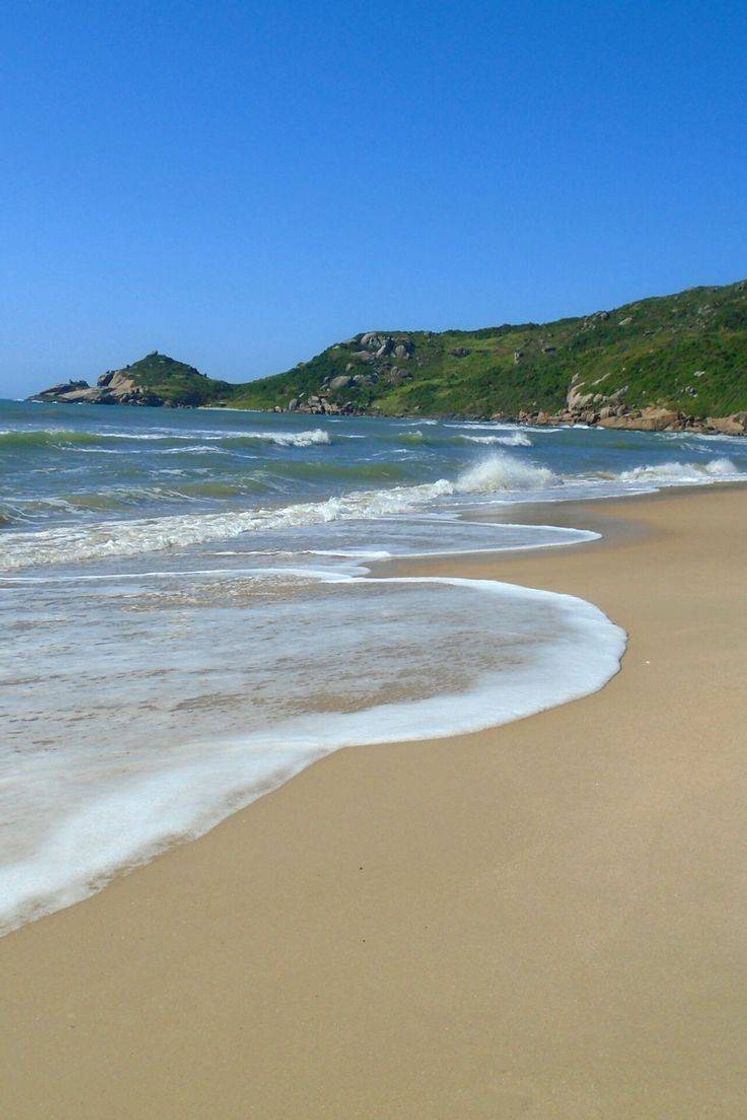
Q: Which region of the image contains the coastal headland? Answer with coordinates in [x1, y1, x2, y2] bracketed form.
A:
[2, 483, 746, 1119]
[30, 277, 747, 436]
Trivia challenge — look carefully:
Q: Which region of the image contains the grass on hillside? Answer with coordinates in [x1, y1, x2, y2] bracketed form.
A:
[125, 281, 747, 418]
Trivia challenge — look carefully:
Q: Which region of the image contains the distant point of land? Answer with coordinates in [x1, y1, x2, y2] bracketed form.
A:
[30, 278, 747, 435]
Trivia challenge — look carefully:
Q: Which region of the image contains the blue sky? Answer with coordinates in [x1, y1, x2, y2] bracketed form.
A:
[1, 0, 745, 397]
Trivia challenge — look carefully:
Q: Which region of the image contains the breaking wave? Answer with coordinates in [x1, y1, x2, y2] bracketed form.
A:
[0, 426, 331, 450]
[616, 458, 738, 484]
[2, 446, 743, 573]
[462, 432, 532, 447]
[455, 453, 556, 493]
[0, 451, 556, 570]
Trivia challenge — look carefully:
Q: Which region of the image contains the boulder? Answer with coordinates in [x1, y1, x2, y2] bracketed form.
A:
[375, 338, 394, 359]
[636, 407, 683, 431]
[60, 387, 112, 404]
[107, 371, 140, 395]
[598, 407, 684, 432]
[329, 375, 354, 391]
[706, 413, 747, 436]
[566, 375, 595, 411]
[359, 333, 383, 350]
[31, 379, 90, 402]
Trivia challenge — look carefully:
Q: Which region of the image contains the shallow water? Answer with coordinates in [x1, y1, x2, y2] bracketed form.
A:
[1, 400, 744, 931]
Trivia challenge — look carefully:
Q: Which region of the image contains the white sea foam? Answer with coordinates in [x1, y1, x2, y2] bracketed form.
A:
[445, 421, 526, 432]
[6, 448, 742, 572]
[616, 457, 738, 484]
[455, 453, 556, 493]
[0, 571, 625, 933]
[11, 406, 745, 938]
[0, 451, 559, 570]
[180, 427, 331, 447]
[445, 422, 564, 434]
[463, 432, 532, 447]
[251, 428, 331, 447]
[142, 427, 333, 448]
[0, 426, 332, 448]
[0, 480, 450, 569]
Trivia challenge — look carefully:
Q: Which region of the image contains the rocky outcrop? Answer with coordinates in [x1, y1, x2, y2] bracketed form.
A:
[511, 403, 747, 437]
[704, 412, 747, 436]
[597, 407, 682, 432]
[328, 374, 355, 391]
[285, 393, 356, 416]
[553, 372, 746, 435]
[31, 380, 92, 403]
[32, 368, 171, 407]
[283, 332, 418, 416]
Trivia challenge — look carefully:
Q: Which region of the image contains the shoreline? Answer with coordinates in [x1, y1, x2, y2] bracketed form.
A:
[22, 390, 747, 437]
[3, 484, 747, 1117]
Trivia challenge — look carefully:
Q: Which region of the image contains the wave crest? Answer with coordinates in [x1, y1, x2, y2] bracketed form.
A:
[0, 426, 332, 450]
[463, 432, 532, 447]
[617, 457, 738, 484]
[456, 453, 556, 493]
[0, 449, 556, 570]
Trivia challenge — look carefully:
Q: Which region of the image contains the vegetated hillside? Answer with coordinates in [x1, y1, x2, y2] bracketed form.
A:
[109, 352, 232, 407]
[30, 280, 747, 427]
[31, 351, 233, 408]
[228, 279, 747, 421]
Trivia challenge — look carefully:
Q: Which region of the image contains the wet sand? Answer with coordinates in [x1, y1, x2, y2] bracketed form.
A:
[2, 485, 746, 1118]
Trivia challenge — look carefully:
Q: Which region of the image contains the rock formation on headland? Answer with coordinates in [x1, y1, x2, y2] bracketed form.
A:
[31, 352, 232, 409]
[30, 280, 747, 435]
[33, 370, 163, 407]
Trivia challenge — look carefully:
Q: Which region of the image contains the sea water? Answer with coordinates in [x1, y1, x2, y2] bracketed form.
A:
[2, 400, 745, 932]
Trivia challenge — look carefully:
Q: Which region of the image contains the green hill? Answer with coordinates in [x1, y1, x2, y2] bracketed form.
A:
[104, 352, 233, 407]
[33, 352, 233, 408]
[227, 279, 747, 423]
[31, 280, 747, 429]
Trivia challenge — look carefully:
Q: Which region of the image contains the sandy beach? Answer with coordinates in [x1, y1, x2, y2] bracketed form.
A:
[2, 484, 746, 1119]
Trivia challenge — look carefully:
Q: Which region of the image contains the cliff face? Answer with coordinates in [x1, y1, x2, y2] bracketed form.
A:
[29, 280, 747, 434]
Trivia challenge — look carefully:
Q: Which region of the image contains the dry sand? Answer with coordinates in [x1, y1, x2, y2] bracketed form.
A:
[2, 486, 746, 1119]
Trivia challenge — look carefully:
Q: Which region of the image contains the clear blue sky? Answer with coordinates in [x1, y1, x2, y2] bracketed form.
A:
[1, 0, 745, 397]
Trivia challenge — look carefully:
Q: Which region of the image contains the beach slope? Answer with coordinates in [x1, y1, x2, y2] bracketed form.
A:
[2, 486, 746, 1119]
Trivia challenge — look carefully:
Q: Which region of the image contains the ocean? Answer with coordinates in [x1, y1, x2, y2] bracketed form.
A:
[2, 398, 746, 933]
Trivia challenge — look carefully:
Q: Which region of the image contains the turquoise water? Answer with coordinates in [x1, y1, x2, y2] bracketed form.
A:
[1, 399, 744, 932]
